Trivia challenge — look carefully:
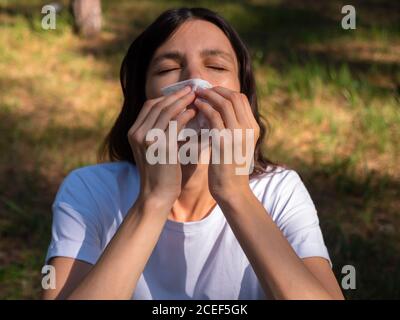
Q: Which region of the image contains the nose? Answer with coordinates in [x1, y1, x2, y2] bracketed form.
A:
[181, 62, 206, 82]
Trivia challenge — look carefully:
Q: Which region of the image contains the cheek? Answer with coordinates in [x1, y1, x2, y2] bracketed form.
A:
[146, 75, 180, 99]
[145, 77, 153, 99]
[145, 77, 163, 99]
[211, 74, 240, 92]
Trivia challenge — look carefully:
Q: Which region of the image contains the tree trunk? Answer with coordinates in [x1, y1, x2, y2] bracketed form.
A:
[72, 0, 102, 37]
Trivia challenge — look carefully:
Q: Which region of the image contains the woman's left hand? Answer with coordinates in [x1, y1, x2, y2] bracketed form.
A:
[194, 86, 260, 202]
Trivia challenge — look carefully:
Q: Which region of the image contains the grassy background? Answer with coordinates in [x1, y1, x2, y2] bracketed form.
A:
[0, 0, 399, 299]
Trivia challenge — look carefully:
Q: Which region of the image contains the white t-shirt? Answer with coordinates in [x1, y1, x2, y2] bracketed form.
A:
[45, 161, 332, 300]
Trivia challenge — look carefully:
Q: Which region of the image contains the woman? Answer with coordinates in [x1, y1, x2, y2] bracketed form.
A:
[42, 7, 344, 300]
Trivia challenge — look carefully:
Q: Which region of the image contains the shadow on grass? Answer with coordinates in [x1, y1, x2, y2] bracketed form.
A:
[0, 106, 52, 299]
[310, 168, 400, 299]
[0, 105, 103, 299]
[271, 151, 400, 299]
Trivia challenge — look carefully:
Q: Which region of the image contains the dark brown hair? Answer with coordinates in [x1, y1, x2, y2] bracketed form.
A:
[98, 7, 283, 177]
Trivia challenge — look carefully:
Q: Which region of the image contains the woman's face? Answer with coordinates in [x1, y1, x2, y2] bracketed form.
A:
[145, 19, 241, 99]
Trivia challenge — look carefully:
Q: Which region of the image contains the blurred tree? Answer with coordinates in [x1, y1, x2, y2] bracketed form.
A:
[71, 0, 102, 37]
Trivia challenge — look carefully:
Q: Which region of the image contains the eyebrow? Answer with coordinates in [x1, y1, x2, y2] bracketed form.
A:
[152, 51, 182, 65]
[152, 48, 235, 66]
[200, 49, 235, 64]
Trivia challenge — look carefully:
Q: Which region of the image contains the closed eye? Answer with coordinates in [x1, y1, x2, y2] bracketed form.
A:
[207, 66, 227, 71]
[157, 68, 180, 75]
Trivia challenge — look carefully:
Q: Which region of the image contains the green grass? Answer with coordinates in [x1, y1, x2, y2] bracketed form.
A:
[0, 0, 399, 299]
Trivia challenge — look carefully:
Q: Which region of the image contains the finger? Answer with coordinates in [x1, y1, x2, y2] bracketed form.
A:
[138, 89, 193, 135]
[153, 91, 196, 131]
[129, 96, 164, 134]
[130, 85, 192, 133]
[159, 84, 192, 108]
[210, 86, 248, 126]
[175, 108, 197, 133]
[193, 97, 225, 130]
[196, 87, 238, 128]
[238, 94, 261, 142]
[239, 93, 259, 130]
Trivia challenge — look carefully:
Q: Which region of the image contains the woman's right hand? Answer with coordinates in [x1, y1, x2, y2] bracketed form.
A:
[127, 85, 197, 209]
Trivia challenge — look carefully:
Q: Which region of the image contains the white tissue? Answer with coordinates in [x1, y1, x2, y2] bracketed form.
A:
[161, 78, 212, 134]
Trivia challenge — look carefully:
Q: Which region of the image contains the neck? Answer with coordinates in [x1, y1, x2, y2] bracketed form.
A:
[168, 163, 216, 223]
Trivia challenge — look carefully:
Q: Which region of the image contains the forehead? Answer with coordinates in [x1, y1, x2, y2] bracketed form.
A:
[152, 19, 237, 63]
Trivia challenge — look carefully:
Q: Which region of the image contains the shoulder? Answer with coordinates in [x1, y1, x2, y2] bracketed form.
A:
[54, 161, 140, 211]
[66, 161, 138, 182]
[249, 165, 305, 197]
[250, 165, 317, 221]
[251, 166, 331, 265]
